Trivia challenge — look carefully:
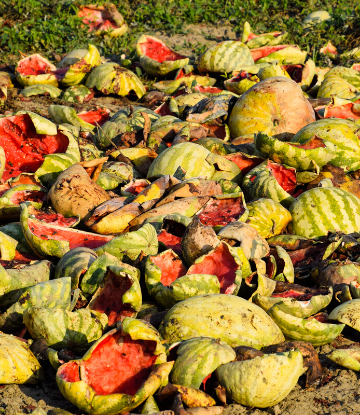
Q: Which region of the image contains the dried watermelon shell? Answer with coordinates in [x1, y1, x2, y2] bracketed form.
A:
[62, 85, 94, 104]
[155, 213, 191, 255]
[24, 307, 107, 352]
[282, 60, 316, 91]
[0, 112, 80, 183]
[56, 318, 172, 415]
[0, 260, 52, 308]
[243, 272, 276, 302]
[15, 54, 59, 86]
[136, 35, 190, 77]
[0, 277, 71, 331]
[194, 136, 236, 155]
[327, 347, 360, 371]
[0, 332, 43, 384]
[86, 63, 146, 99]
[145, 249, 220, 309]
[21, 84, 62, 98]
[20, 202, 113, 259]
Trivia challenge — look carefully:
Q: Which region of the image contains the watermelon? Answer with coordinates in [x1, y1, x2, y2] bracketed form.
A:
[251, 45, 307, 64]
[56, 318, 172, 415]
[291, 119, 360, 172]
[242, 21, 288, 49]
[0, 332, 42, 384]
[136, 35, 189, 77]
[323, 97, 360, 120]
[329, 299, 360, 332]
[21, 84, 62, 98]
[15, 54, 58, 86]
[197, 41, 254, 74]
[327, 348, 360, 371]
[289, 187, 360, 238]
[317, 75, 358, 99]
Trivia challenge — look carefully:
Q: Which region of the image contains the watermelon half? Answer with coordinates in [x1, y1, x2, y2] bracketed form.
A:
[136, 35, 190, 77]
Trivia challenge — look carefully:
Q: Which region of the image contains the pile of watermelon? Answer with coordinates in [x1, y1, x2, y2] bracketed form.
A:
[2, 11, 360, 415]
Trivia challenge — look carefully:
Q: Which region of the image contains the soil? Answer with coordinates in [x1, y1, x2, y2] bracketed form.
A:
[1, 22, 360, 415]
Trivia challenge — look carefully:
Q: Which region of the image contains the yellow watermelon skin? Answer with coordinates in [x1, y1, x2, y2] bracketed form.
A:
[228, 77, 315, 140]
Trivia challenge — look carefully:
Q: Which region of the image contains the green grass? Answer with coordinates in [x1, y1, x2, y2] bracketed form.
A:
[0, 0, 359, 65]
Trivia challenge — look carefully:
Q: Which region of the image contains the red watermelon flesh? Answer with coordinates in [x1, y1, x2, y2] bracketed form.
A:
[123, 180, 150, 195]
[27, 216, 113, 250]
[204, 124, 228, 140]
[266, 160, 297, 194]
[193, 85, 223, 94]
[77, 108, 110, 125]
[289, 134, 326, 150]
[78, 7, 118, 32]
[187, 242, 238, 294]
[157, 230, 182, 255]
[353, 64, 360, 71]
[16, 55, 56, 76]
[198, 197, 246, 227]
[246, 31, 282, 41]
[224, 153, 264, 175]
[10, 190, 46, 205]
[89, 269, 136, 325]
[250, 45, 291, 62]
[58, 332, 157, 396]
[151, 250, 187, 287]
[139, 37, 187, 63]
[324, 100, 360, 120]
[155, 101, 176, 116]
[0, 114, 69, 182]
[29, 206, 78, 227]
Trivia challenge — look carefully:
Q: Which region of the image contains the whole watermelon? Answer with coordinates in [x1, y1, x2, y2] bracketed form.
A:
[159, 293, 284, 349]
[289, 187, 360, 238]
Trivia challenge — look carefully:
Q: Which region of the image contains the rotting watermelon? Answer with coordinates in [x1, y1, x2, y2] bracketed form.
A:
[324, 98, 360, 120]
[186, 242, 242, 295]
[151, 250, 187, 287]
[15, 54, 58, 86]
[224, 152, 264, 176]
[77, 108, 111, 126]
[136, 35, 190, 77]
[251, 45, 291, 61]
[0, 114, 69, 182]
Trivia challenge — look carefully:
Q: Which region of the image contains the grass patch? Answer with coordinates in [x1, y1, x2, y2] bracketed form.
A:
[0, 0, 359, 65]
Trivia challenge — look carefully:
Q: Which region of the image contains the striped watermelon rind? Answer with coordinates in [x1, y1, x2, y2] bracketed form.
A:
[255, 132, 336, 171]
[23, 308, 107, 352]
[216, 351, 303, 408]
[329, 299, 360, 332]
[289, 187, 360, 238]
[198, 41, 254, 74]
[0, 332, 43, 384]
[242, 161, 295, 208]
[60, 44, 101, 87]
[86, 63, 146, 99]
[275, 245, 294, 283]
[291, 119, 360, 172]
[145, 250, 220, 309]
[317, 75, 358, 99]
[21, 84, 62, 98]
[0, 277, 71, 332]
[256, 46, 307, 64]
[267, 303, 345, 346]
[246, 198, 292, 239]
[254, 287, 333, 317]
[171, 337, 236, 389]
[48, 105, 94, 131]
[324, 66, 360, 89]
[56, 318, 172, 415]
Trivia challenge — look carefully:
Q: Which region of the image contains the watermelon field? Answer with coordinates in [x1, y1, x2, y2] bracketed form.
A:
[2, 0, 360, 414]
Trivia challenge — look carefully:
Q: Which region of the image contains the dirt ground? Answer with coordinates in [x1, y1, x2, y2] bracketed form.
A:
[1, 23, 360, 415]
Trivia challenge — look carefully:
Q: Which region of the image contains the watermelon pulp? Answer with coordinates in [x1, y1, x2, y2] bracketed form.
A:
[16, 55, 55, 76]
[198, 197, 246, 227]
[151, 250, 187, 286]
[77, 108, 110, 126]
[58, 332, 157, 396]
[139, 37, 187, 63]
[250, 45, 291, 62]
[225, 153, 264, 175]
[89, 270, 136, 325]
[0, 114, 69, 182]
[187, 243, 238, 294]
